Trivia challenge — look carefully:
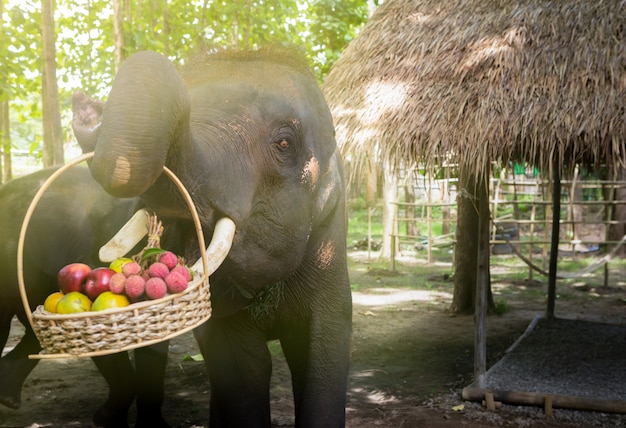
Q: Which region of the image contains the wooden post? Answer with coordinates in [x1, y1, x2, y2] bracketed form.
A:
[427, 179, 433, 264]
[474, 174, 490, 388]
[528, 178, 539, 281]
[368, 207, 373, 261]
[547, 162, 561, 320]
[543, 177, 551, 270]
[462, 387, 626, 414]
[485, 391, 497, 411]
[390, 234, 396, 272]
[545, 395, 554, 418]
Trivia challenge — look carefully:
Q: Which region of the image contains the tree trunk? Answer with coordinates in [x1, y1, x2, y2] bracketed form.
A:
[113, 0, 124, 71]
[366, 153, 377, 209]
[380, 159, 398, 260]
[41, 0, 64, 167]
[405, 182, 417, 237]
[451, 168, 494, 314]
[0, 0, 8, 183]
[0, 100, 10, 183]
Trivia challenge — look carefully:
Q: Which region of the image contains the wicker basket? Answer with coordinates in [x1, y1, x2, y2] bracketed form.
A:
[17, 152, 211, 359]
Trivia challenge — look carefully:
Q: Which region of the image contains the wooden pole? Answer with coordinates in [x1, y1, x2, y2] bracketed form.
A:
[547, 162, 561, 320]
[462, 387, 626, 414]
[427, 179, 433, 264]
[474, 174, 490, 388]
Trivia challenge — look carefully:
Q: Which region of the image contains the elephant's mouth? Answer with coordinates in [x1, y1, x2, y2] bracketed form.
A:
[99, 209, 236, 278]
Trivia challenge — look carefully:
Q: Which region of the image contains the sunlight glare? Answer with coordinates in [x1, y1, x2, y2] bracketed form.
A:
[352, 288, 452, 306]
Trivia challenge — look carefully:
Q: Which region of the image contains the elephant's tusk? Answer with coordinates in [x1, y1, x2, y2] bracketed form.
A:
[99, 209, 150, 262]
[191, 217, 236, 277]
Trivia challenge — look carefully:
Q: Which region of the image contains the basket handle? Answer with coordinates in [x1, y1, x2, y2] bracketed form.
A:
[17, 152, 209, 331]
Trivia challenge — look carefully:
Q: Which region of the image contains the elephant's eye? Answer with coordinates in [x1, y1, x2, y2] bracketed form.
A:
[278, 139, 290, 149]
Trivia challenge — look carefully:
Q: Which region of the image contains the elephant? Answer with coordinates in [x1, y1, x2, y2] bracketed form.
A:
[0, 166, 175, 427]
[72, 47, 352, 427]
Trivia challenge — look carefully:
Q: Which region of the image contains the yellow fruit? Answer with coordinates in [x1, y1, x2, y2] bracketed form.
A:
[43, 291, 65, 313]
[92, 291, 130, 311]
[56, 292, 92, 314]
[109, 257, 133, 273]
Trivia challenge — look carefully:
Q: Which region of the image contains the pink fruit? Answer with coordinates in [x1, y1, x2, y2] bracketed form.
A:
[124, 274, 146, 300]
[145, 277, 167, 300]
[109, 273, 127, 294]
[121, 261, 142, 277]
[171, 264, 191, 282]
[148, 262, 169, 279]
[165, 271, 188, 294]
[158, 251, 178, 270]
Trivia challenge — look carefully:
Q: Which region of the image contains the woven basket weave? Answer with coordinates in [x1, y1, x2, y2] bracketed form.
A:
[17, 152, 211, 359]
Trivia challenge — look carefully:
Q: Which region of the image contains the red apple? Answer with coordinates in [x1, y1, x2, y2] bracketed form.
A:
[57, 263, 92, 294]
[83, 267, 116, 300]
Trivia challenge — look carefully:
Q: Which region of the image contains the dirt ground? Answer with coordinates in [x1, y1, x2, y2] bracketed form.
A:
[1, 251, 624, 428]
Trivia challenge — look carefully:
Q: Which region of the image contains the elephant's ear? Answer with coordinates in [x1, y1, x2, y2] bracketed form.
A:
[72, 91, 104, 153]
[312, 151, 345, 228]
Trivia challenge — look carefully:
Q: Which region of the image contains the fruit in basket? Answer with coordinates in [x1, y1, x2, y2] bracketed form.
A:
[57, 263, 92, 294]
[124, 274, 146, 300]
[109, 272, 127, 294]
[165, 271, 188, 294]
[92, 291, 130, 311]
[43, 291, 65, 313]
[109, 257, 133, 273]
[158, 251, 178, 270]
[121, 261, 141, 277]
[171, 264, 192, 282]
[147, 262, 169, 279]
[145, 277, 167, 300]
[83, 267, 116, 300]
[56, 291, 92, 314]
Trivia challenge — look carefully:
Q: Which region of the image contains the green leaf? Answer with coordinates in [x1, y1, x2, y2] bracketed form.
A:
[141, 248, 165, 261]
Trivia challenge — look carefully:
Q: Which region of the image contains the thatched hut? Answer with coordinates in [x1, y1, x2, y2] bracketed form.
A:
[323, 0, 625, 394]
[324, 0, 625, 175]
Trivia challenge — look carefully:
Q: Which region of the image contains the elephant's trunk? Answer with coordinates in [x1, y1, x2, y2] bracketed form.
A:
[90, 51, 190, 198]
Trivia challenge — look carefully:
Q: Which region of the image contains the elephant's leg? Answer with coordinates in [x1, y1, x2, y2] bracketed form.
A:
[0, 307, 12, 351]
[91, 352, 136, 428]
[194, 315, 272, 428]
[280, 313, 351, 428]
[0, 314, 41, 409]
[133, 341, 170, 428]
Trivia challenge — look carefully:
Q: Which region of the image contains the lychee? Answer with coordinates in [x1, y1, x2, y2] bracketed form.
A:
[124, 274, 146, 300]
[148, 262, 169, 279]
[145, 277, 167, 300]
[171, 264, 191, 282]
[158, 251, 178, 270]
[165, 271, 188, 294]
[121, 261, 142, 277]
[109, 273, 127, 294]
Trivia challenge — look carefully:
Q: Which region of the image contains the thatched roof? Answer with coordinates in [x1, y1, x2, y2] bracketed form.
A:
[323, 0, 625, 177]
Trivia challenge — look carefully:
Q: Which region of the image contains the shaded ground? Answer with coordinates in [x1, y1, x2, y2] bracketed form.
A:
[1, 251, 624, 427]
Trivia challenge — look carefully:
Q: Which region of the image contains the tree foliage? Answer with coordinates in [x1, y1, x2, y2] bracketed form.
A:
[2, 0, 370, 171]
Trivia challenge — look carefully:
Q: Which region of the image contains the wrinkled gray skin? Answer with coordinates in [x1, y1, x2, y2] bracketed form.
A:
[73, 49, 352, 427]
[0, 166, 174, 428]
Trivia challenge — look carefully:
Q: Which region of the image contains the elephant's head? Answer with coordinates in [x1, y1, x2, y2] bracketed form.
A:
[73, 49, 345, 315]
